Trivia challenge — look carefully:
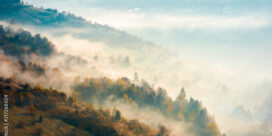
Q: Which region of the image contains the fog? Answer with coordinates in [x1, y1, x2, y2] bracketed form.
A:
[37, 25, 272, 136]
[44, 29, 272, 135]
[1, 18, 271, 135]
[102, 98, 193, 136]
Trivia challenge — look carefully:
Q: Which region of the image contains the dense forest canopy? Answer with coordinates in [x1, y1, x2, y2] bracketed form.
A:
[75, 77, 221, 136]
[0, 25, 55, 59]
[0, 77, 171, 136]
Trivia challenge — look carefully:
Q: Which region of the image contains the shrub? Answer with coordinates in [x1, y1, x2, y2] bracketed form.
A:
[39, 115, 43, 122]
[29, 104, 37, 115]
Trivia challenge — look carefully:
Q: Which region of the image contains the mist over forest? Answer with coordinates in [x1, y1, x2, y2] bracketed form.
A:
[1, 0, 272, 136]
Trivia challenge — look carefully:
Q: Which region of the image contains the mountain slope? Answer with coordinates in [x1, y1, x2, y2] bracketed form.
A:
[0, 25, 55, 59]
[0, 2, 224, 136]
[0, 0, 153, 48]
[0, 77, 167, 136]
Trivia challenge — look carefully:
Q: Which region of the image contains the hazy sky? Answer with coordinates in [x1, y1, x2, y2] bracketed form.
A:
[22, 0, 272, 135]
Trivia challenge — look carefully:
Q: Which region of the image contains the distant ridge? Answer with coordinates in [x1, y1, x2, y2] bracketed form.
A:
[0, 0, 21, 9]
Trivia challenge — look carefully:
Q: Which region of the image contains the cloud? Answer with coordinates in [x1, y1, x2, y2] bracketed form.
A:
[86, 10, 270, 30]
[128, 8, 141, 13]
[218, 115, 272, 136]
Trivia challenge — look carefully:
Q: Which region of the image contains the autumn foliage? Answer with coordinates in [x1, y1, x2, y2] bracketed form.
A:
[0, 77, 166, 136]
[76, 78, 221, 136]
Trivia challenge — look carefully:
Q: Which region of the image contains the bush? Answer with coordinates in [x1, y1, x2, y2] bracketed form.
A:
[29, 104, 37, 115]
[39, 115, 43, 122]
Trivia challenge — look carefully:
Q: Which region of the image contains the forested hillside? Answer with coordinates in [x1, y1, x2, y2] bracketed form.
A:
[0, 0, 153, 48]
[0, 25, 55, 59]
[0, 77, 170, 136]
[75, 77, 221, 136]
[0, 1, 224, 136]
[0, 24, 223, 136]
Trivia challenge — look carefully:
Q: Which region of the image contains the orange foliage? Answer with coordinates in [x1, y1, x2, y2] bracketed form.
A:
[29, 104, 37, 115]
